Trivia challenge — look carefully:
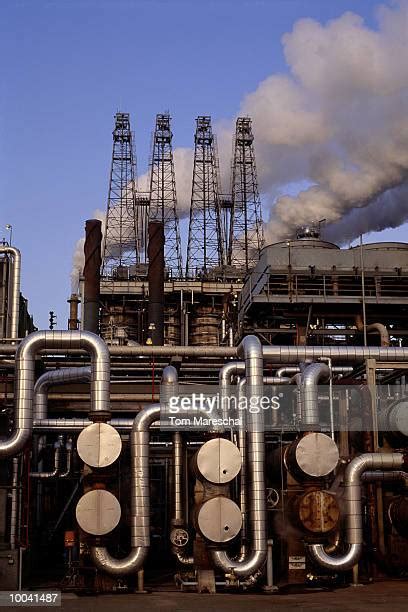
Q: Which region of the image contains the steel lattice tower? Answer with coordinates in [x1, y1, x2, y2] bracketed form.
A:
[148, 113, 182, 277]
[186, 116, 224, 278]
[228, 117, 264, 270]
[102, 112, 143, 278]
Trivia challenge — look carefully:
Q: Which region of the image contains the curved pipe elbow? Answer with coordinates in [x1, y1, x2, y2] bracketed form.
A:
[0, 429, 31, 458]
[308, 543, 363, 572]
[300, 362, 330, 427]
[219, 361, 245, 385]
[355, 315, 390, 347]
[172, 547, 194, 566]
[210, 549, 267, 579]
[90, 546, 148, 576]
[161, 365, 178, 385]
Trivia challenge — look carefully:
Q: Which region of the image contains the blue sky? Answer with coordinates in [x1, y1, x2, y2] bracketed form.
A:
[1, 0, 406, 329]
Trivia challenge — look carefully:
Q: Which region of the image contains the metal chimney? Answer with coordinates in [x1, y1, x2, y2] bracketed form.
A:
[83, 219, 102, 334]
[147, 221, 165, 346]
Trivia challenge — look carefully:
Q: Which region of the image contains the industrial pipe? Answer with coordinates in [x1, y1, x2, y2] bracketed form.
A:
[0, 331, 110, 458]
[30, 437, 63, 479]
[300, 362, 330, 429]
[5, 343, 408, 361]
[262, 346, 408, 363]
[361, 470, 408, 486]
[276, 366, 353, 378]
[34, 367, 92, 421]
[0, 246, 21, 340]
[356, 315, 390, 347]
[211, 336, 267, 579]
[91, 404, 161, 576]
[59, 437, 72, 478]
[308, 452, 404, 571]
[161, 366, 194, 566]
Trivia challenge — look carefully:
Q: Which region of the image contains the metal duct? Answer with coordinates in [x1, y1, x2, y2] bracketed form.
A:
[0, 246, 21, 340]
[276, 366, 353, 378]
[355, 315, 390, 347]
[308, 452, 404, 571]
[262, 346, 408, 363]
[6, 344, 408, 361]
[219, 361, 245, 421]
[161, 366, 194, 565]
[30, 437, 63, 479]
[147, 221, 165, 346]
[83, 219, 102, 334]
[34, 366, 91, 421]
[0, 330, 110, 457]
[91, 404, 161, 576]
[211, 335, 267, 579]
[361, 470, 408, 486]
[301, 362, 330, 428]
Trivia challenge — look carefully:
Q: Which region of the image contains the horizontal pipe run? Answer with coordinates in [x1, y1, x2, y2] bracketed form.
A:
[4, 343, 408, 365]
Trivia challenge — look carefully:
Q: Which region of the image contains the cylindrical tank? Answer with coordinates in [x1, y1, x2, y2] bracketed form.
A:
[189, 305, 220, 346]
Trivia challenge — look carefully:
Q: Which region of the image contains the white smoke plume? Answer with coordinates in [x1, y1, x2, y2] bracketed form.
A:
[240, 2, 408, 242]
[324, 183, 408, 244]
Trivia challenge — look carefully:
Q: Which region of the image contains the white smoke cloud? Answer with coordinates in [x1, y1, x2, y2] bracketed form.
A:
[242, 2, 408, 242]
[324, 183, 408, 244]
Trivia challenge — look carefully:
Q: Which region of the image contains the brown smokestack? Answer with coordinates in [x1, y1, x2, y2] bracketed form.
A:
[67, 293, 80, 330]
[148, 221, 165, 346]
[83, 219, 102, 334]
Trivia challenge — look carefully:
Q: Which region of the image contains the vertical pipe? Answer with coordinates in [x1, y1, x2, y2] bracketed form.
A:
[359, 235, 367, 347]
[10, 457, 19, 550]
[83, 219, 102, 334]
[0, 246, 21, 340]
[148, 221, 165, 346]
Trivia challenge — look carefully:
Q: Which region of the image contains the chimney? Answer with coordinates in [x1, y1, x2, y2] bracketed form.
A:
[67, 293, 80, 330]
[147, 221, 165, 345]
[83, 219, 102, 334]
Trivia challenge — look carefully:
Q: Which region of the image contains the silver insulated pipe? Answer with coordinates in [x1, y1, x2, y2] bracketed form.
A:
[300, 362, 330, 428]
[0, 246, 21, 340]
[0, 331, 110, 458]
[34, 366, 92, 420]
[211, 336, 267, 579]
[91, 404, 161, 575]
[308, 452, 404, 571]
